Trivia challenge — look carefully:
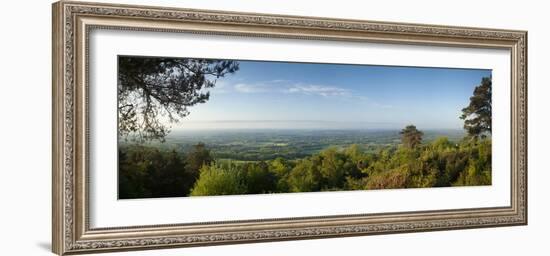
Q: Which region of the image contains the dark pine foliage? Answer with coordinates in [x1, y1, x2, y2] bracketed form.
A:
[461, 77, 492, 139]
[400, 125, 423, 149]
[118, 56, 239, 142]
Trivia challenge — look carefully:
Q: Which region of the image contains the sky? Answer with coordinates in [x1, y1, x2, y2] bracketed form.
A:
[173, 60, 491, 130]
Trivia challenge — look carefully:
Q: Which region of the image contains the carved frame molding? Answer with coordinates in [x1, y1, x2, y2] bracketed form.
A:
[52, 1, 527, 255]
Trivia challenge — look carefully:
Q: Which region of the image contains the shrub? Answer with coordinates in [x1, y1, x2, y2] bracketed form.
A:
[190, 164, 247, 196]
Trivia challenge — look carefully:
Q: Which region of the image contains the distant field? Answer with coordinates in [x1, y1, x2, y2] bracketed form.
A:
[129, 129, 466, 161]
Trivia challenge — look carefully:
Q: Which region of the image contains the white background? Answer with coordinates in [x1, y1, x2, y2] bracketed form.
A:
[0, 0, 547, 255]
[90, 29, 510, 227]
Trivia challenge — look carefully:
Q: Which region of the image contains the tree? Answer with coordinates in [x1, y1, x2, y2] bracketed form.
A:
[454, 138, 491, 186]
[144, 149, 189, 198]
[400, 125, 423, 149]
[287, 158, 322, 192]
[118, 145, 191, 199]
[243, 162, 277, 194]
[118, 148, 151, 199]
[343, 144, 365, 179]
[319, 147, 346, 189]
[430, 137, 454, 150]
[118, 57, 239, 141]
[190, 164, 247, 196]
[461, 76, 492, 138]
[185, 143, 213, 178]
[366, 165, 410, 189]
[269, 157, 292, 192]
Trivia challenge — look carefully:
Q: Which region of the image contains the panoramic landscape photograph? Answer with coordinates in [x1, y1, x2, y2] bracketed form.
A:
[117, 56, 492, 199]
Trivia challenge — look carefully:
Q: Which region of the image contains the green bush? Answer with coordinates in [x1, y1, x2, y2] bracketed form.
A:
[190, 164, 247, 196]
[119, 136, 492, 198]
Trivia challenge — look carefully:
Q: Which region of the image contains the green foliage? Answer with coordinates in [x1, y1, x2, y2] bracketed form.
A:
[366, 165, 410, 189]
[361, 137, 491, 190]
[242, 161, 277, 194]
[118, 143, 212, 199]
[454, 139, 492, 186]
[400, 125, 424, 149]
[431, 137, 454, 150]
[162, 129, 465, 162]
[461, 76, 492, 139]
[190, 164, 247, 196]
[119, 131, 492, 198]
[118, 57, 239, 141]
[287, 157, 322, 192]
[118, 146, 190, 199]
[319, 147, 347, 189]
[185, 143, 213, 180]
[269, 157, 293, 192]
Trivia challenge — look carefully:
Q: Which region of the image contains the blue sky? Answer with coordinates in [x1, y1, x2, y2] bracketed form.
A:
[174, 60, 491, 130]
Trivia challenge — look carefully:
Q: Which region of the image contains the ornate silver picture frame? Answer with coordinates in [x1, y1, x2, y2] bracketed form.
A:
[52, 1, 527, 255]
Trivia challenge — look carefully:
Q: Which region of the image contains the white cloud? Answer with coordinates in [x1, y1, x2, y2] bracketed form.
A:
[232, 80, 294, 93]
[232, 80, 351, 97]
[234, 83, 272, 93]
[286, 84, 351, 97]
[223, 79, 393, 109]
[269, 79, 291, 83]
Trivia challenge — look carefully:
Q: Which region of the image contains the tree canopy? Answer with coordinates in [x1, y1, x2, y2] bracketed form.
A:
[118, 57, 239, 141]
[400, 125, 423, 149]
[461, 76, 492, 138]
[118, 137, 492, 199]
[190, 164, 247, 196]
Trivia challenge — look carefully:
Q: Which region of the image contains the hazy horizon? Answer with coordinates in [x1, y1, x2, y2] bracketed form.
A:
[168, 120, 466, 131]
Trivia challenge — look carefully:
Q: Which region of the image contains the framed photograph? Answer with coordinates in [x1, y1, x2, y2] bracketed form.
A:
[52, 1, 527, 255]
